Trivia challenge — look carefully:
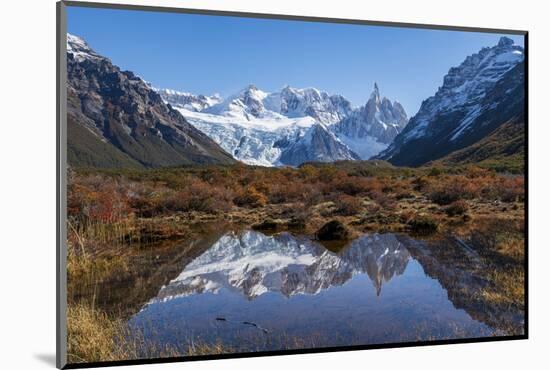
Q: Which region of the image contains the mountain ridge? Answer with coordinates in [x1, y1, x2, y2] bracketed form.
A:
[376, 37, 525, 167]
[66, 33, 235, 168]
[164, 83, 407, 166]
[67, 33, 524, 170]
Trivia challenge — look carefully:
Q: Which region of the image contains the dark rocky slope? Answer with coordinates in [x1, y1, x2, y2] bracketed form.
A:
[67, 34, 235, 168]
[377, 37, 525, 167]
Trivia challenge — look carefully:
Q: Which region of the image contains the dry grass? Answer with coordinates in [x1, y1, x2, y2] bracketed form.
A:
[67, 303, 139, 363]
[67, 241, 129, 284]
[67, 303, 231, 364]
[482, 267, 525, 307]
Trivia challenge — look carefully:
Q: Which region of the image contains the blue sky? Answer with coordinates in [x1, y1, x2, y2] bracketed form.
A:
[67, 6, 524, 116]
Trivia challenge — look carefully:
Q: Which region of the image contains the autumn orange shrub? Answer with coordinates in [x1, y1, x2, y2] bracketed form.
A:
[427, 175, 480, 205]
[333, 194, 363, 216]
[369, 190, 396, 209]
[146, 178, 233, 214]
[444, 200, 469, 216]
[328, 176, 381, 196]
[68, 176, 131, 223]
[483, 176, 524, 202]
[318, 166, 340, 182]
[298, 164, 319, 180]
[233, 186, 268, 208]
[412, 176, 430, 192]
[267, 182, 322, 205]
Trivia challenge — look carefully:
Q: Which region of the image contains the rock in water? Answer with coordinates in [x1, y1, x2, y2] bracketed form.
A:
[316, 220, 350, 241]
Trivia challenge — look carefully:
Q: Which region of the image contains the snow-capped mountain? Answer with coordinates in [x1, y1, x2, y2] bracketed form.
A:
[263, 86, 354, 124]
[66, 34, 235, 168]
[67, 33, 104, 62]
[335, 83, 408, 158]
[155, 88, 222, 112]
[279, 123, 360, 166]
[147, 231, 411, 302]
[179, 102, 319, 166]
[171, 84, 406, 166]
[205, 84, 275, 120]
[377, 37, 525, 166]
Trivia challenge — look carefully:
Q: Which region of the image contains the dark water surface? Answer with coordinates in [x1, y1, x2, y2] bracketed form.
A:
[119, 229, 523, 352]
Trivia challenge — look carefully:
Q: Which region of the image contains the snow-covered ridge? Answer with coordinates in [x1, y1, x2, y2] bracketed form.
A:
[376, 36, 524, 166]
[155, 88, 222, 112]
[66, 34, 407, 167]
[147, 231, 411, 303]
[403, 36, 523, 143]
[67, 33, 104, 62]
[67, 32, 408, 167]
[163, 83, 407, 166]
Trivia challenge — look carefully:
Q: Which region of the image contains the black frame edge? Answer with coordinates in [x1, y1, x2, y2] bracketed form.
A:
[57, 1, 529, 369]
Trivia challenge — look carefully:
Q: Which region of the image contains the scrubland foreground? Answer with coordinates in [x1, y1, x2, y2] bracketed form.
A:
[66, 161, 525, 363]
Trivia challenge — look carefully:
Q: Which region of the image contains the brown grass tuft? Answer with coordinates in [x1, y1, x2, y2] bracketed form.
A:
[67, 303, 231, 364]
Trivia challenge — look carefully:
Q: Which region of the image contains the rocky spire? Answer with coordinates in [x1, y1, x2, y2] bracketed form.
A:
[498, 36, 514, 47]
[371, 82, 380, 100]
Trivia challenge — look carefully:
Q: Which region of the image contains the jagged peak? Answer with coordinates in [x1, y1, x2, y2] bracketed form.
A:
[280, 85, 323, 96]
[66, 33, 104, 62]
[372, 82, 380, 98]
[67, 33, 85, 45]
[67, 33, 93, 52]
[235, 84, 268, 101]
[498, 36, 515, 47]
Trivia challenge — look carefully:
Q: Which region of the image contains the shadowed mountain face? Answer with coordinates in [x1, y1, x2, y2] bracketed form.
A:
[278, 123, 361, 166]
[377, 37, 525, 167]
[150, 231, 410, 302]
[66, 34, 235, 168]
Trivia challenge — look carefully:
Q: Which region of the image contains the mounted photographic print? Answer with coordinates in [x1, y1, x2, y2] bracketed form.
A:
[56, 1, 528, 368]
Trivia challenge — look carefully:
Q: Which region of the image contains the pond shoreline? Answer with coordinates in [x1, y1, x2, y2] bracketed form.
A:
[66, 164, 525, 364]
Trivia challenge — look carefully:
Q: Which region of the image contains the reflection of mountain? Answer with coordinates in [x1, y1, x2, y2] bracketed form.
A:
[400, 236, 524, 335]
[69, 226, 229, 318]
[129, 230, 523, 336]
[151, 231, 410, 302]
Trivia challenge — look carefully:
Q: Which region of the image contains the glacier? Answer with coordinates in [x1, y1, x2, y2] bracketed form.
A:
[160, 83, 408, 166]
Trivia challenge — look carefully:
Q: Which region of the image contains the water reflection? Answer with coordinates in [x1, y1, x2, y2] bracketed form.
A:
[127, 229, 522, 352]
[150, 231, 410, 303]
[401, 235, 524, 334]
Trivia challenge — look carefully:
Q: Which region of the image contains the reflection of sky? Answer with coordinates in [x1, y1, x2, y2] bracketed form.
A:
[67, 5, 524, 115]
[128, 231, 494, 350]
